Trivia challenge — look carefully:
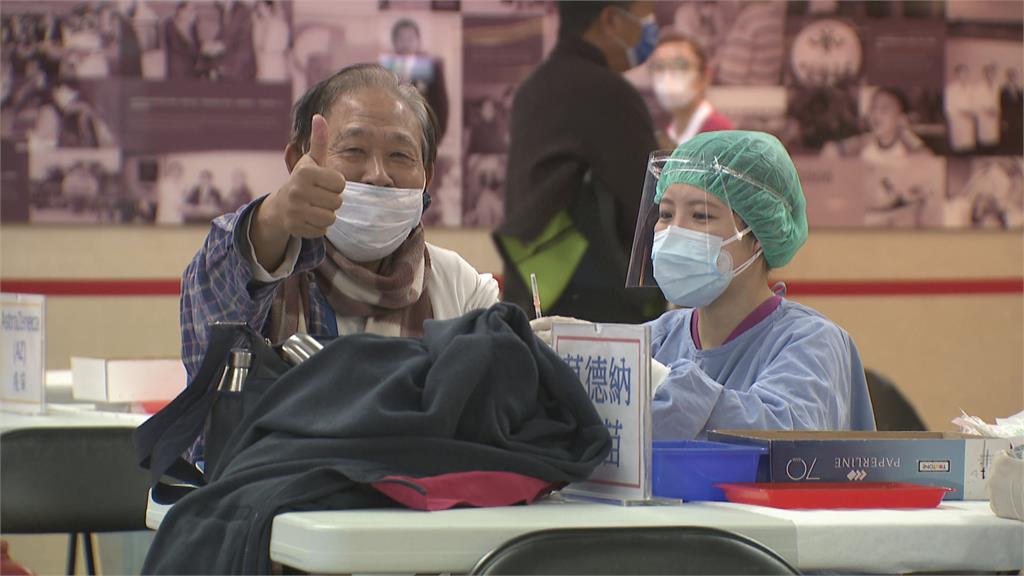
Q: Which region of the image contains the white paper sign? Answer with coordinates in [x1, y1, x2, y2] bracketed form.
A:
[1, 293, 46, 414]
[553, 323, 651, 503]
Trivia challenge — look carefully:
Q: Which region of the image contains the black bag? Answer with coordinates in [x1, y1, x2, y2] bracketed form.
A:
[132, 322, 296, 497]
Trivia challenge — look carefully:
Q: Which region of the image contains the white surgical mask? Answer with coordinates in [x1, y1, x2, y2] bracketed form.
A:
[651, 226, 762, 308]
[653, 70, 699, 111]
[325, 181, 424, 262]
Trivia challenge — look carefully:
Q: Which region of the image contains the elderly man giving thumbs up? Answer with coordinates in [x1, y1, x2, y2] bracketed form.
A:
[180, 64, 499, 391]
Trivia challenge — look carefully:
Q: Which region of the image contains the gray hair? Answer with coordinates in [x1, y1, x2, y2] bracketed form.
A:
[288, 63, 438, 167]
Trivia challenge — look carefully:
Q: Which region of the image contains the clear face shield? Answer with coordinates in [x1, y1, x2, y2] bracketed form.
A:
[625, 151, 763, 308]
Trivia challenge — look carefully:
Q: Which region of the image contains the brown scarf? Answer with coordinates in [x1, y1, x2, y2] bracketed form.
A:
[269, 227, 433, 342]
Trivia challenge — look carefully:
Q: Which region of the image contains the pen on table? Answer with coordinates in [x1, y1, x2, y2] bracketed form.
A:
[530, 272, 542, 319]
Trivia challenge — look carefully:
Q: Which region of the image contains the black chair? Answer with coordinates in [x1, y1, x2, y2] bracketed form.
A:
[865, 369, 928, 431]
[470, 526, 800, 575]
[1, 427, 152, 575]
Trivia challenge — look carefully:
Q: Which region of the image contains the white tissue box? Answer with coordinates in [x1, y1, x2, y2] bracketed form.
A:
[71, 357, 186, 403]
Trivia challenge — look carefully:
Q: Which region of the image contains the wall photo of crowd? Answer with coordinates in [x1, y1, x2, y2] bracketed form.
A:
[2, 0, 1021, 230]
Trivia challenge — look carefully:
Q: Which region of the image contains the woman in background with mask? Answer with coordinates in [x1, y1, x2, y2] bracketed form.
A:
[180, 63, 499, 385]
[649, 32, 733, 149]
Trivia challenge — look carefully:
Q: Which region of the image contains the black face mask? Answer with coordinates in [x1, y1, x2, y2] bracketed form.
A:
[422, 190, 432, 213]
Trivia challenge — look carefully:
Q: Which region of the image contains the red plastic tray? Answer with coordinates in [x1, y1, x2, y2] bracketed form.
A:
[715, 482, 953, 509]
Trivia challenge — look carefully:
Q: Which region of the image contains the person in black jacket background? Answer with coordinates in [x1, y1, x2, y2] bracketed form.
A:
[496, 0, 664, 325]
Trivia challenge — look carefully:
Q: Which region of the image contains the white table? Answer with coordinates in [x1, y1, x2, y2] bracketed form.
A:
[706, 501, 1024, 574]
[272, 498, 797, 574]
[1, 370, 151, 431]
[146, 495, 1023, 574]
[0, 403, 149, 432]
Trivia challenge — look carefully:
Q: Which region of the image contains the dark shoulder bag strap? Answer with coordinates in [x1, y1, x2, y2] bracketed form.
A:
[132, 322, 253, 488]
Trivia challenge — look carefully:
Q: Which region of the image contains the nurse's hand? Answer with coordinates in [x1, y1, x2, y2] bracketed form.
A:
[530, 316, 591, 347]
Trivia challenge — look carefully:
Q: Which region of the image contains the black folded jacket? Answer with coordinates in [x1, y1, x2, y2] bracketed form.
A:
[141, 303, 610, 574]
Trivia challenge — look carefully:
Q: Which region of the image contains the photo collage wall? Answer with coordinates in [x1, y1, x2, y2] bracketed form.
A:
[1, 0, 1021, 230]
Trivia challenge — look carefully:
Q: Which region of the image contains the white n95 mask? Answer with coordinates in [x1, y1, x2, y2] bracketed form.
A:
[325, 181, 424, 262]
[653, 70, 699, 111]
[651, 226, 762, 308]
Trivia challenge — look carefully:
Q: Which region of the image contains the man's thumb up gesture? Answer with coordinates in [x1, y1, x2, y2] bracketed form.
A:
[253, 114, 347, 269]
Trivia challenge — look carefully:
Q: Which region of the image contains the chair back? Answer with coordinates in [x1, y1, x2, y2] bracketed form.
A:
[865, 369, 928, 431]
[1, 427, 151, 533]
[470, 526, 800, 575]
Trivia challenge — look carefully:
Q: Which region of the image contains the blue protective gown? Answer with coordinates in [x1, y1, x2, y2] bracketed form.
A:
[649, 299, 876, 440]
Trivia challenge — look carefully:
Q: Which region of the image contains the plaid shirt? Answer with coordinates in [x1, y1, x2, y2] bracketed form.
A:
[180, 200, 338, 381]
[180, 200, 341, 464]
[180, 200, 500, 464]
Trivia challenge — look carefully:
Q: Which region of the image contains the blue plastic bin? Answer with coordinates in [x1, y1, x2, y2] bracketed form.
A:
[652, 440, 766, 501]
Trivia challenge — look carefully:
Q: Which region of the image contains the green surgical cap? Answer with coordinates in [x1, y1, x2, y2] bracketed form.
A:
[654, 130, 808, 269]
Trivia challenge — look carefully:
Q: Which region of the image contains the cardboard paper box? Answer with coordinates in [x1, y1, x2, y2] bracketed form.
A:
[708, 430, 1023, 500]
[71, 357, 186, 403]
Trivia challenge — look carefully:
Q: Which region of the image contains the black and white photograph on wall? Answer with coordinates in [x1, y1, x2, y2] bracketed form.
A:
[378, 10, 462, 226]
[1, 3, 125, 148]
[379, 15, 450, 144]
[786, 0, 944, 20]
[462, 153, 505, 228]
[252, 1, 294, 83]
[136, 1, 293, 83]
[863, 157, 946, 228]
[945, 36, 1024, 155]
[857, 9, 947, 154]
[26, 147, 121, 223]
[945, 156, 1023, 229]
[378, 1, 461, 12]
[461, 12, 544, 226]
[460, 1, 558, 68]
[464, 87, 513, 156]
[2, 139, 30, 222]
[291, 1, 463, 226]
[781, 16, 864, 152]
[820, 85, 940, 162]
[290, 2, 458, 137]
[791, 156, 866, 228]
[780, 1, 948, 155]
[461, 1, 550, 15]
[6, 0, 1019, 235]
[947, 0, 1024, 25]
[1, 1, 137, 82]
[122, 150, 283, 225]
[460, 86, 511, 226]
[663, 1, 787, 86]
[289, 1, 374, 102]
[1, 75, 119, 147]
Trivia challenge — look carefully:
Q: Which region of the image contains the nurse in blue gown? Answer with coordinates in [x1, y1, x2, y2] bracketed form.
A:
[643, 130, 876, 439]
[535, 130, 876, 439]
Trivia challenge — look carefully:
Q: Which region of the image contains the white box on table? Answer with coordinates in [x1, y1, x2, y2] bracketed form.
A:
[71, 357, 185, 403]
